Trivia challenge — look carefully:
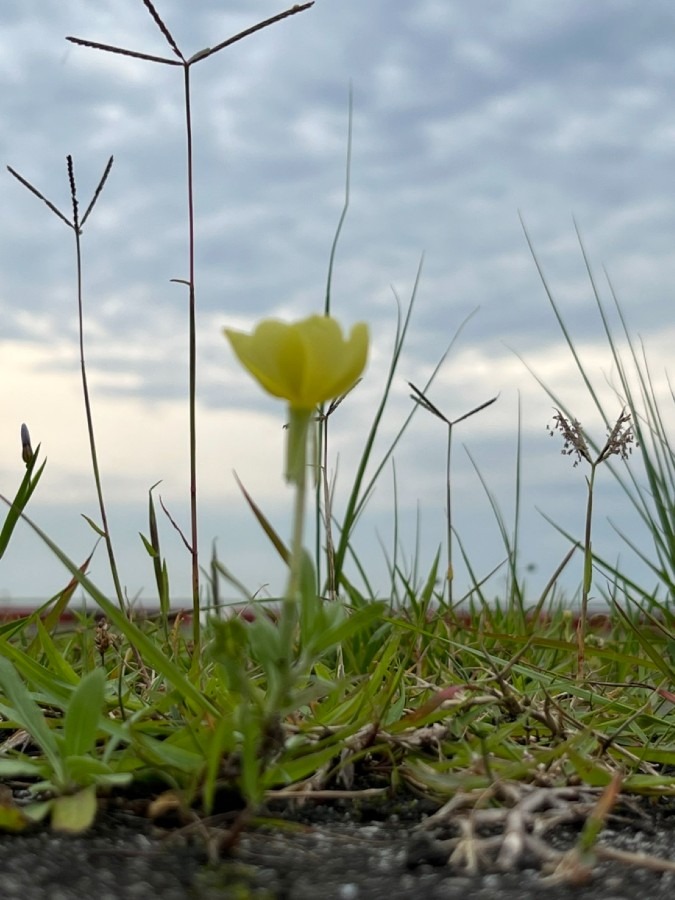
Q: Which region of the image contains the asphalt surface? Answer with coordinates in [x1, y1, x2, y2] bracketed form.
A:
[1, 794, 675, 899]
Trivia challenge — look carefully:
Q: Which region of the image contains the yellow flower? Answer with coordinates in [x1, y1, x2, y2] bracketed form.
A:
[224, 315, 369, 410]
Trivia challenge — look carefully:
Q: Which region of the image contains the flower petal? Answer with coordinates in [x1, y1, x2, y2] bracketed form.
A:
[224, 315, 369, 409]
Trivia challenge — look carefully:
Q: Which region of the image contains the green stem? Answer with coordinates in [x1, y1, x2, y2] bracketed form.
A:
[445, 422, 453, 606]
[288, 458, 308, 602]
[276, 407, 311, 704]
[578, 464, 597, 677]
[74, 222, 126, 615]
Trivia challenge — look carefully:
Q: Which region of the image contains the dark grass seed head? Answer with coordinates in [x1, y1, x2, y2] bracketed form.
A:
[547, 408, 637, 468]
[547, 409, 592, 467]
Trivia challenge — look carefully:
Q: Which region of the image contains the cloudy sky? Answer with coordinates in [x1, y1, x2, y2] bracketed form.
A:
[1, 0, 674, 608]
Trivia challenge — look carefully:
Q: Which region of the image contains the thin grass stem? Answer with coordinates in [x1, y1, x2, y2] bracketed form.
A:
[8, 158, 126, 615]
[315, 89, 353, 596]
[182, 62, 200, 651]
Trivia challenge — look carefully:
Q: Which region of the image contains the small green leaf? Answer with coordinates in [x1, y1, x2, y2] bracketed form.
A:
[247, 615, 283, 666]
[0, 756, 48, 779]
[65, 756, 132, 789]
[64, 755, 113, 782]
[80, 514, 106, 537]
[21, 800, 52, 825]
[0, 803, 30, 832]
[0, 447, 46, 559]
[51, 785, 97, 833]
[139, 532, 158, 558]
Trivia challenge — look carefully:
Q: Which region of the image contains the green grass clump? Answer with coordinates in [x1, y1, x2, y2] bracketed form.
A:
[1, 0, 674, 881]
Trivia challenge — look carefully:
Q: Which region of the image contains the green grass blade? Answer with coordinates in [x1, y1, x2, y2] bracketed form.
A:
[0, 656, 64, 782]
[0, 448, 46, 559]
[0, 500, 219, 718]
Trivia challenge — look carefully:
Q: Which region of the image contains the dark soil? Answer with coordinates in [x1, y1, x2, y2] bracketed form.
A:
[1, 790, 675, 899]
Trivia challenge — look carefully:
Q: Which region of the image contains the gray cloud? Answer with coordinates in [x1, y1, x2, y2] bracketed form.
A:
[1, 0, 674, 601]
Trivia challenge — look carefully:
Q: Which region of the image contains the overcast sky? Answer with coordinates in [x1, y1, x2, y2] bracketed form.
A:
[1, 0, 674, 607]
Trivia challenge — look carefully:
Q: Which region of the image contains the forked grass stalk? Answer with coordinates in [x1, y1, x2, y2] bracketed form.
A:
[67, 0, 315, 650]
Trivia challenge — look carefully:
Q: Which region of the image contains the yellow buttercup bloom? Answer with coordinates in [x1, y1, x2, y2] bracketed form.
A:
[224, 315, 369, 410]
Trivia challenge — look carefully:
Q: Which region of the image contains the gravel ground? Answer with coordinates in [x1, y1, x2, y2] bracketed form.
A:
[1, 793, 674, 899]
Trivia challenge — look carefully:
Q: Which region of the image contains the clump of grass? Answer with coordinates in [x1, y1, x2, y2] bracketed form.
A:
[1, 0, 675, 885]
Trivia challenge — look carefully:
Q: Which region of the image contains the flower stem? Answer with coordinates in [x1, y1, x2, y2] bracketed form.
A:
[577, 464, 597, 678]
[287, 439, 309, 602]
[277, 408, 312, 703]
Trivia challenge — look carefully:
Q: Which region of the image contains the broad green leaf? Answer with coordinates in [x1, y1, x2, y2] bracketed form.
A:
[65, 755, 132, 789]
[210, 617, 253, 696]
[264, 740, 351, 789]
[132, 732, 205, 774]
[622, 773, 675, 792]
[247, 614, 283, 667]
[0, 757, 47, 778]
[63, 668, 106, 758]
[567, 747, 612, 787]
[63, 755, 114, 779]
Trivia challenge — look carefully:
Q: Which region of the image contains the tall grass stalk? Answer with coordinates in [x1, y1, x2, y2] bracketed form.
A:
[548, 408, 637, 675]
[7, 157, 126, 614]
[67, 0, 315, 649]
[409, 384, 498, 605]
